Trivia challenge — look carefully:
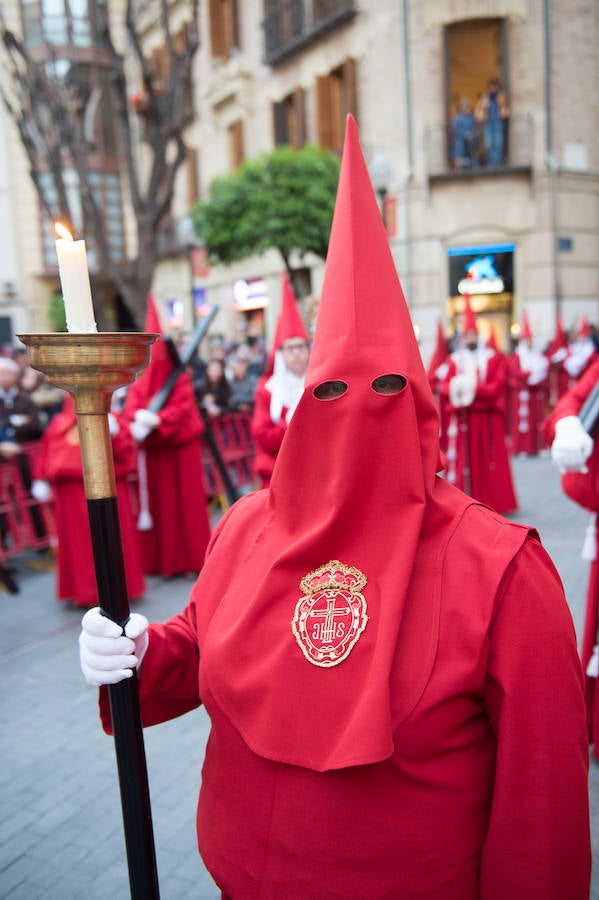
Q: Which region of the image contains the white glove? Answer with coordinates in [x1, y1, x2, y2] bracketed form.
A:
[130, 420, 152, 443]
[449, 373, 476, 408]
[79, 607, 149, 686]
[107, 413, 120, 437]
[551, 416, 594, 472]
[134, 409, 160, 430]
[31, 479, 52, 502]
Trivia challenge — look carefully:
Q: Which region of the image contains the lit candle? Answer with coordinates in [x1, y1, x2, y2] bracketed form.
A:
[54, 223, 98, 333]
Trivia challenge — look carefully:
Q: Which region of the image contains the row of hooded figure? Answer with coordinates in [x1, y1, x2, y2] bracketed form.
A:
[427, 300, 598, 516]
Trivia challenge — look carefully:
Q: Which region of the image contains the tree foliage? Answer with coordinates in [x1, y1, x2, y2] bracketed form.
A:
[193, 145, 340, 290]
[0, 0, 199, 327]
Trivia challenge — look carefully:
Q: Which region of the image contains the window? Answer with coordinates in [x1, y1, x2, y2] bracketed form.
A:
[21, 0, 96, 47]
[39, 168, 124, 269]
[209, 0, 240, 59]
[273, 89, 306, 148]
[228, 120, 245, 169]
[445, 19, 509, 168]
[316, 58, 357, 154]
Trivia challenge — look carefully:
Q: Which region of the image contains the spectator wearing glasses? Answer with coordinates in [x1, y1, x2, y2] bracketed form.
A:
[251, 274, 310, 488]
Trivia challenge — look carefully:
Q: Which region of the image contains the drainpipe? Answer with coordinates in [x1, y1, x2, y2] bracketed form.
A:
[544, 0, 561, 322]
[401, 0, 413, 308]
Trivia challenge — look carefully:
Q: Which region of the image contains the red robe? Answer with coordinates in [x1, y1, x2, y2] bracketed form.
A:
[506, 351, 550, 455]
[250, 376, 288, 488]
[120, 373, 211, 576]
[439, 350, 518, 513]
[99, 478, 590, 899]
[35, 413, 145, 607]
[544, 356, 599, 759]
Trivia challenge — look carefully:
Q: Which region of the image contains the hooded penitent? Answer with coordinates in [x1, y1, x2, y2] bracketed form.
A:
[203, 115, 444, 770]
[132, 293, 174, 401]
[263, 273, 309, 422]
[462, 293, 478, 334]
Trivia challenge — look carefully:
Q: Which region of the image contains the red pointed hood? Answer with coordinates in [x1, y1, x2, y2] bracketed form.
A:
[547, 314, 566, 356]
[132, 293, 174, 400]
[204, 115, 443, 771]
[521, 312, 532, 341]
[264, 273, 309, 377]
[577, 316, 591, 339]
[487, 325, 498, 351]
[462, 294, 477, 333]
[427, 319, 449, 377]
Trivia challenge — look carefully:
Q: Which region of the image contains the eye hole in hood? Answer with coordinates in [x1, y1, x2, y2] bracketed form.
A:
[372, 374, 407, 395]
[314, 380, 349, 400]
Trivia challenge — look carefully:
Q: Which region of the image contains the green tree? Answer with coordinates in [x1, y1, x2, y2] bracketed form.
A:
[193, 145, 340, 295]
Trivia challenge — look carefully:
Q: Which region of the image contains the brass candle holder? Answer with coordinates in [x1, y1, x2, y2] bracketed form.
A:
[19, 331, 160, 900]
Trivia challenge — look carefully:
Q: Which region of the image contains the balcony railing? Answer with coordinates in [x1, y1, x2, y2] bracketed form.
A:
[424, 113, 534, 180]
[263, 0, 356, 65]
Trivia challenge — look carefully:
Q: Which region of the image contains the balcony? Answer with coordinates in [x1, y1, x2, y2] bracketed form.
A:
[424, 113, 534, 183]
[263, 0, 356, 66]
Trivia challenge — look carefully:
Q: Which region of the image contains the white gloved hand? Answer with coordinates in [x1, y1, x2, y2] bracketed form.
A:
[107, 413, 120, 437]
[79, 607, 149, 686]
[130, 420, 152, 443]
[551, 416, 594, 472]
[31, 479, 52, 502]
[135, 409, 161, 430]
[449, 373, 476, 408]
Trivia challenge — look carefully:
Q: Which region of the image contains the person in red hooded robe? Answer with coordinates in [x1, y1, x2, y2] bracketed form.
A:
[506, 312, 550, 456]
[250, 273, 310, 488]
[439, 296, 518, 513]
[561, 316, 598, 391]
[544, 356, 599, 761]
[79, 118, 590, 899]
[119, 296, 211, 577]
[31, 394, 145, 607]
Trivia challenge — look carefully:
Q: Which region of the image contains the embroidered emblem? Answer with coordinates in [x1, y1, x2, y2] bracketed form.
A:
[292, 561, 368, 668]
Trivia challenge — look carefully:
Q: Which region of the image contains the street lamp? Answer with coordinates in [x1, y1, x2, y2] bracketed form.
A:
[368, 149, 392, 217]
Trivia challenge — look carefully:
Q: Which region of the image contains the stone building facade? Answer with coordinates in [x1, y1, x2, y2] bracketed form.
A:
[1, 0, 598, 364]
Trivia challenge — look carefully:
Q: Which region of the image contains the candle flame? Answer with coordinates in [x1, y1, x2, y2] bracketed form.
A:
[54, 222, 73, 241]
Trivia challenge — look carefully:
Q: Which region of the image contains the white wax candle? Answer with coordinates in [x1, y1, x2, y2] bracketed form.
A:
[54, 224, 98, 333]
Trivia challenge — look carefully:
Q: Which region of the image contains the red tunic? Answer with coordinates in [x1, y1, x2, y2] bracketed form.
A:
[506, 352, 550, 455]
[100, 479, 590, 899]
[250, 376, 288, 488]
[544, 356, 599, 759]
[439, 351, 518, 513]
[120, 373, 211, 576]
[35, 416, 145, 607]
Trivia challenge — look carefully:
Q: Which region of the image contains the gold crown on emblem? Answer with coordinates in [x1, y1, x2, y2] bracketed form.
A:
[300, 560, 367, 594]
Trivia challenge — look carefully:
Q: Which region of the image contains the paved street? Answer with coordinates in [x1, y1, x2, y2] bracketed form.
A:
[1, 453, 598, 898]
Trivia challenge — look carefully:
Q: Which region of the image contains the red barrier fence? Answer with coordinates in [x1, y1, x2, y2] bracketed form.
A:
[200, 412, 257, 510]
[0, 441, 56, 564]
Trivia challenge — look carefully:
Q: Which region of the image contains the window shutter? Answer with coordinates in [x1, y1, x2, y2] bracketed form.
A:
[186, 148, 199, 205]
[291, 88, 306, 147]
[342, 57, 358, 121]
[229, 120, 245, 169]
[316, 75, 335, 150]
[209, 0, 227, 58]
[273, 101, 288, 146]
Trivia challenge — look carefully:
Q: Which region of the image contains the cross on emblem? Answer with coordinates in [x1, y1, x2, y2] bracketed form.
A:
[292, 561, 369, 668]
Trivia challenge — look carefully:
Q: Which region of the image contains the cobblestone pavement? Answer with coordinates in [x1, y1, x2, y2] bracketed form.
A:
[0, 454, 597, 898]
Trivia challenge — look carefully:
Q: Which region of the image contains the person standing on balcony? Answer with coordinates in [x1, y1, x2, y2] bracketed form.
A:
[475, 77, 509, 167]
[452, 98, 476, 168]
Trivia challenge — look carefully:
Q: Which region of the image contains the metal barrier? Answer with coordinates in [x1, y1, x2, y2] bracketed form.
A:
[201, 412, 257, 512]
[0, 441, 56, 567]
